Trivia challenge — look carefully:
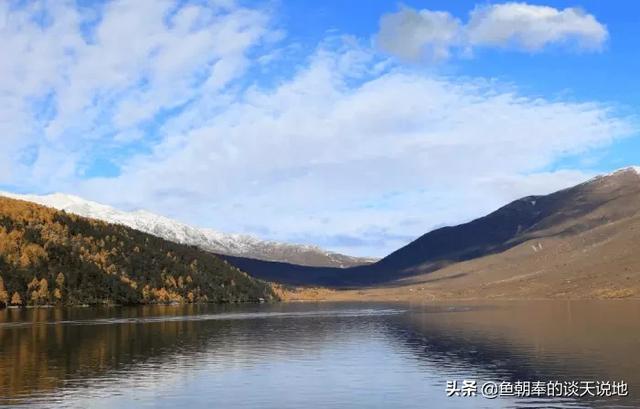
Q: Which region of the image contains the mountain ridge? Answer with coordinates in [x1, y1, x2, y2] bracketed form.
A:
[0, 191, 376, 268]
[372, 166, 640, 275]
[3, 166, 638, 297]
[219, 166, 640, 290]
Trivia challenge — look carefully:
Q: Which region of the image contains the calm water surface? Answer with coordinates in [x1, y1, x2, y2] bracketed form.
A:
[1, 301, 639, 408]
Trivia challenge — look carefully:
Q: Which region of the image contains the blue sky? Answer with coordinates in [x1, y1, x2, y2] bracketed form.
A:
[0, 0, 638, 256]
[280, 1, 639, 101]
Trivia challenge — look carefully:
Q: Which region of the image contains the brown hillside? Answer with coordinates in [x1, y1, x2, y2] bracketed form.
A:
[289, 169, 640, 300]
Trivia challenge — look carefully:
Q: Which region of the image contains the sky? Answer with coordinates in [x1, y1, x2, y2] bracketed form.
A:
[1, 0, 639, 257]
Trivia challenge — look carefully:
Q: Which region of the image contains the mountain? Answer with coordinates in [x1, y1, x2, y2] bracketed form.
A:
[0, 196, 276, 308]
[221, 167, 640, 294]
[0, 192, 375, 268]
[372, 167, 640, 275]
[4, 167, 637, 299]
[323, 166, 640, 300]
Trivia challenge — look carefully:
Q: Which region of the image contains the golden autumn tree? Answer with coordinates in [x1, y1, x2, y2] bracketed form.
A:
[38, 278, 50, 304]
[28, 277, 39, 303]
[11, 292, 22, 306]
[28, 277, 50, 305]
[19, 243, 47, 268]
[53, 288, 62, 302]
[153, 287, 170, 303]
[0, 275, 8, 305]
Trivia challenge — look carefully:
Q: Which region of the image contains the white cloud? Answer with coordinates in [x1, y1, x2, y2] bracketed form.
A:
[0, 0, 274, 187]
[77, 42, 634, 256]
[375, 2, 608, 61]
[0, 2, 632, 257]
[467, 3, 608, 51]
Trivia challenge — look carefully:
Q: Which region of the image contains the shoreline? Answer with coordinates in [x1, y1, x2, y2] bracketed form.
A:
[3, 287, 638, 310]
[275, 284, 640, 303]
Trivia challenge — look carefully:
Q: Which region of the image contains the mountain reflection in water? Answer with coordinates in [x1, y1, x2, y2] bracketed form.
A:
[1, 301, 638, 409]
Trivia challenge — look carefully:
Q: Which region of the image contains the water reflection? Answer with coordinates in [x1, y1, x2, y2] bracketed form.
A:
[383, 301, 640, 408]
[1, 301, 638, 408]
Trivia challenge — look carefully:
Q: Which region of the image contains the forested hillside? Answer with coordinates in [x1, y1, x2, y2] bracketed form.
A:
[0, 197, 276, 308]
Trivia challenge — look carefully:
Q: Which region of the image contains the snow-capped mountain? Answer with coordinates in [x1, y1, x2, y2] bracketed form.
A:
[0, 192, 376, 268]
[594, 166, 640, 179]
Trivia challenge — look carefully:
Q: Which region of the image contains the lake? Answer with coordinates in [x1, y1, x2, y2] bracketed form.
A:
[1, 301, 639, 408]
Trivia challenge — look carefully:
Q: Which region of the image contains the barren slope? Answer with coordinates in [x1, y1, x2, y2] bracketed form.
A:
[266, 168, 640, 299]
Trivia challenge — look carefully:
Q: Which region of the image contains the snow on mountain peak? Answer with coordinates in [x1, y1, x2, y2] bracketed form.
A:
[0, 191, 374, 268]
[581, 166, 640, 186]
[605, 166, 640, 177]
